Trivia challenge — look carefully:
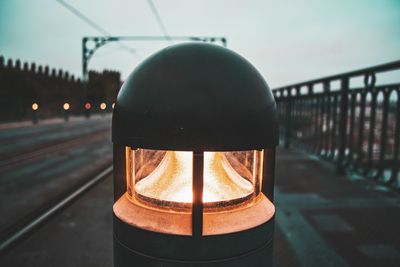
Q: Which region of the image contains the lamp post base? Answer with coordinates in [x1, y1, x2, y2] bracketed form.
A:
[113, 215, 274, 267]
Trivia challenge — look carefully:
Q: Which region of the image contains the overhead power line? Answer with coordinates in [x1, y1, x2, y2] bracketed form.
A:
[56, 0, 109, 35]
[56, 0, 139, 57]
[147, 0, 171, 41]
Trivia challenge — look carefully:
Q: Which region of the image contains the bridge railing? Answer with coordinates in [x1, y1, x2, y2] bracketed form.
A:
[273, 60, 400, 188]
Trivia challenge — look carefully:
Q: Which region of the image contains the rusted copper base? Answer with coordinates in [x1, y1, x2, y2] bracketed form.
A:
[113, 194, 275, 266]
[113, 193, 275, 236]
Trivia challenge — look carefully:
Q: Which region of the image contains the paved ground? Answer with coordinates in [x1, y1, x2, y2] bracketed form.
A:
[0, 176, 114, 267]
[274, 149, 400, 267]
[1, 146, 399, 266]
[0, 116, 113, 235]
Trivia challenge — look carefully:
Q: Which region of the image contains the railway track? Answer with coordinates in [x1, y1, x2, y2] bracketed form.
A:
[0, 119, 102, 146]
[0, 128, 110, 170]
[0, 164, 113, 254]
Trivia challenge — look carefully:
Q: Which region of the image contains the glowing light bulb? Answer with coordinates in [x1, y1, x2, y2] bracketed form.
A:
[135, 151, 253, 204]
[32, 103, 39, 111]
[63, 103, 70, 110]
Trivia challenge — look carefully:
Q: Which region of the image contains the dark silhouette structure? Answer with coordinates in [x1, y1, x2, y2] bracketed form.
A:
[0, 55, 121, 122]
[81, 36, 227, 81]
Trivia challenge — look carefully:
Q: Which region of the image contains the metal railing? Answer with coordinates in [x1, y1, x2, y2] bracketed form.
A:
[273, 60, 400, 189]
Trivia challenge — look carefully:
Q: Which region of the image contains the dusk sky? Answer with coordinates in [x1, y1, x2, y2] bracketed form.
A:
[1, 0, 399, 88]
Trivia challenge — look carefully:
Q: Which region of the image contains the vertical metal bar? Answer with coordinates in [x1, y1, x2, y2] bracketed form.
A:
[306, 85, 313, 151]
[292, 96, 297, 145]
[253, 150, 262, 197]
[297, 87, 303, 147]
[125, 147, 134, 197]
[262, 149, 275, 202]
[319, 92, 326, 155]
[304, 98, 309, 148]
[337, 77, 349, 174]
[294, 96, 299, 146]
[300, 95, 305, 146]
[356, 91, 367, 170]
[82, 37, 87, 82]
[347, 92, 357, 167]
[284, 88, 292, 149]
[313, 94, 320, 153]
[192, 151, 204, 238]
[377, 90, 390, 179]
[82, 38, 89, 114]
[318, 94, 323, 154]
[389, 89, 400, 185]
[303, 86, 309, 150]
[294, 97, 299, 145]
[366, 93, 377, 174]
[318, 92, 326, 155]
[324, 82, 331, 158]
[113, 144, 127, 201]
[331, 94, 339, 160]
[325, 94, 332, 157]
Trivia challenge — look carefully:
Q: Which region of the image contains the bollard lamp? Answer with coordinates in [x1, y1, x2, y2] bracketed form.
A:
[112, 43, 278, 267]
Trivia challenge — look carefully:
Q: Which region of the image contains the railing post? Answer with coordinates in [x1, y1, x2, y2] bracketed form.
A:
[307, 84, 313, 152]
[284, 88, 292, 149]
[323, 81, 330, 157]
[337, 77, 349, 174]
[389, 92, 400, 185]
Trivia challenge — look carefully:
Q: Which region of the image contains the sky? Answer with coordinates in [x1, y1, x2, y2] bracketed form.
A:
[0, 0, 399, 88]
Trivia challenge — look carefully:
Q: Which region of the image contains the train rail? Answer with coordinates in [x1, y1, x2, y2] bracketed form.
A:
[0, 118, 104, 146]
[0, 128, 110, 170]
[0, 164, 113, 254]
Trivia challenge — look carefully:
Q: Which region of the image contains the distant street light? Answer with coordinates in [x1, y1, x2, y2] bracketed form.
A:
[100, 102, 107, 116]
[63, 103, 70, 122]
[31, 103, 39, 111]
[63, 103, 70, 110]
[84, 102, 91, 119]
[31, 103, 39, 124]
[100, 102, 106, 110]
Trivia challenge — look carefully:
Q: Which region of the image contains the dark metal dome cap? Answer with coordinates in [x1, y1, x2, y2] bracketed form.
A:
[112, 43, 279, 151]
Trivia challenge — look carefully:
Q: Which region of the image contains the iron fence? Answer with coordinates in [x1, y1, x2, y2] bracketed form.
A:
[273, 60, 400, 189]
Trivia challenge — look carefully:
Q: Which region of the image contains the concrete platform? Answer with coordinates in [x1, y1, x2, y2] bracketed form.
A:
[274, 148, 400, 267]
